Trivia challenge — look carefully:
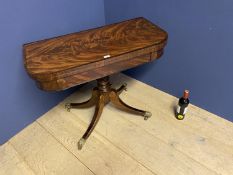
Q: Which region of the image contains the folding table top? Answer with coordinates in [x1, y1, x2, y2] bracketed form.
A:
[24, 17, 167, 91]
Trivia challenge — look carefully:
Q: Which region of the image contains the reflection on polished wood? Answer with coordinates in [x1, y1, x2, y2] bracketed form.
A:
[65, 76, 151, 150]
[23, 17, 167, 91]
[23, 17, 168, 150]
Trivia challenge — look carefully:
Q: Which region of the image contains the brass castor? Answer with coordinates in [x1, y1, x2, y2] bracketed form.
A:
[143, 111, 152, 120]
[77, 138, 86, 150]
[65, 103, 71, 112]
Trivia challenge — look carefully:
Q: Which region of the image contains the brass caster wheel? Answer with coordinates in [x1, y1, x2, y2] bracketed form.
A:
[143, 111, 152, 120]
[123, 83, 127, 91]
[176, 114, 185, 120]
[65, 103, 71, 112]
[77, 138, 86, 150]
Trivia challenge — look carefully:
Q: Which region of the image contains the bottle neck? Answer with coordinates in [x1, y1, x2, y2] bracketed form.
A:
[183, 90, 189, 99]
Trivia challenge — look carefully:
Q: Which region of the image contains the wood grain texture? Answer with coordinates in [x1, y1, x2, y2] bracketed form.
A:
[9, 123, 94, 175]
[0, 143, 35, 175]
[24, 17, 167, 91]
[110, 74, 233, 175]
[2, 74, 233, 175]
[37, 108, 155, 175]
[58, 86, 218, 175]
[37, 52, 163, 91]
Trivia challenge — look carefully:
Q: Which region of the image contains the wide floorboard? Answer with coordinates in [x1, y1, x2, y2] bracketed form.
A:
[1, 74, 233, 175]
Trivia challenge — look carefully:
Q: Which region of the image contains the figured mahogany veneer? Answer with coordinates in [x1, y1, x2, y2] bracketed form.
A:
[24, 17, 167, 91]
[23, 17, 168, 150]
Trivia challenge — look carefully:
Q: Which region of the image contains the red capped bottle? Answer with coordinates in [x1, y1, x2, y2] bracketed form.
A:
[176, 90, 190, 120]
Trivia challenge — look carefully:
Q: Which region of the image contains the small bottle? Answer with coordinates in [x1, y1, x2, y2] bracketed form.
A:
[176, 90, 190, 120]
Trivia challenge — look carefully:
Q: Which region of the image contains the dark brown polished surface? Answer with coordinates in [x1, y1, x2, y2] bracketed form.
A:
[24, 17, 167, 91]
[24, 17, 168, 150]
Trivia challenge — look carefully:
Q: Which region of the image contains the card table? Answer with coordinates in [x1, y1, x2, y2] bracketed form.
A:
[24, 17, 168, 150]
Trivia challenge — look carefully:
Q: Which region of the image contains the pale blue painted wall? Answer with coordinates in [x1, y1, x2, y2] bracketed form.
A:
[0, 0, 105, 144]
[104, 0, 233, 121]
[1, 0, 233, 145]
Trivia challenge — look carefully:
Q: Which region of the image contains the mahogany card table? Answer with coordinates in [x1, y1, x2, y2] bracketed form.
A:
[24, 17, 168, 150]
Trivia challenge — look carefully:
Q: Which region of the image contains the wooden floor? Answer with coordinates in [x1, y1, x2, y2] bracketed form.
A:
[1, 74, 233, 175]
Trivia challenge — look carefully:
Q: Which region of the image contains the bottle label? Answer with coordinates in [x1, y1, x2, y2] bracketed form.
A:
[177, 106, 188, 114]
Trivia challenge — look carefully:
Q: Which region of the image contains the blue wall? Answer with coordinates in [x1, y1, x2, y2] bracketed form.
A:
[0, 0, 105, 144]
[1, 0, 233, 145]
[104, 0, 233, 121]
